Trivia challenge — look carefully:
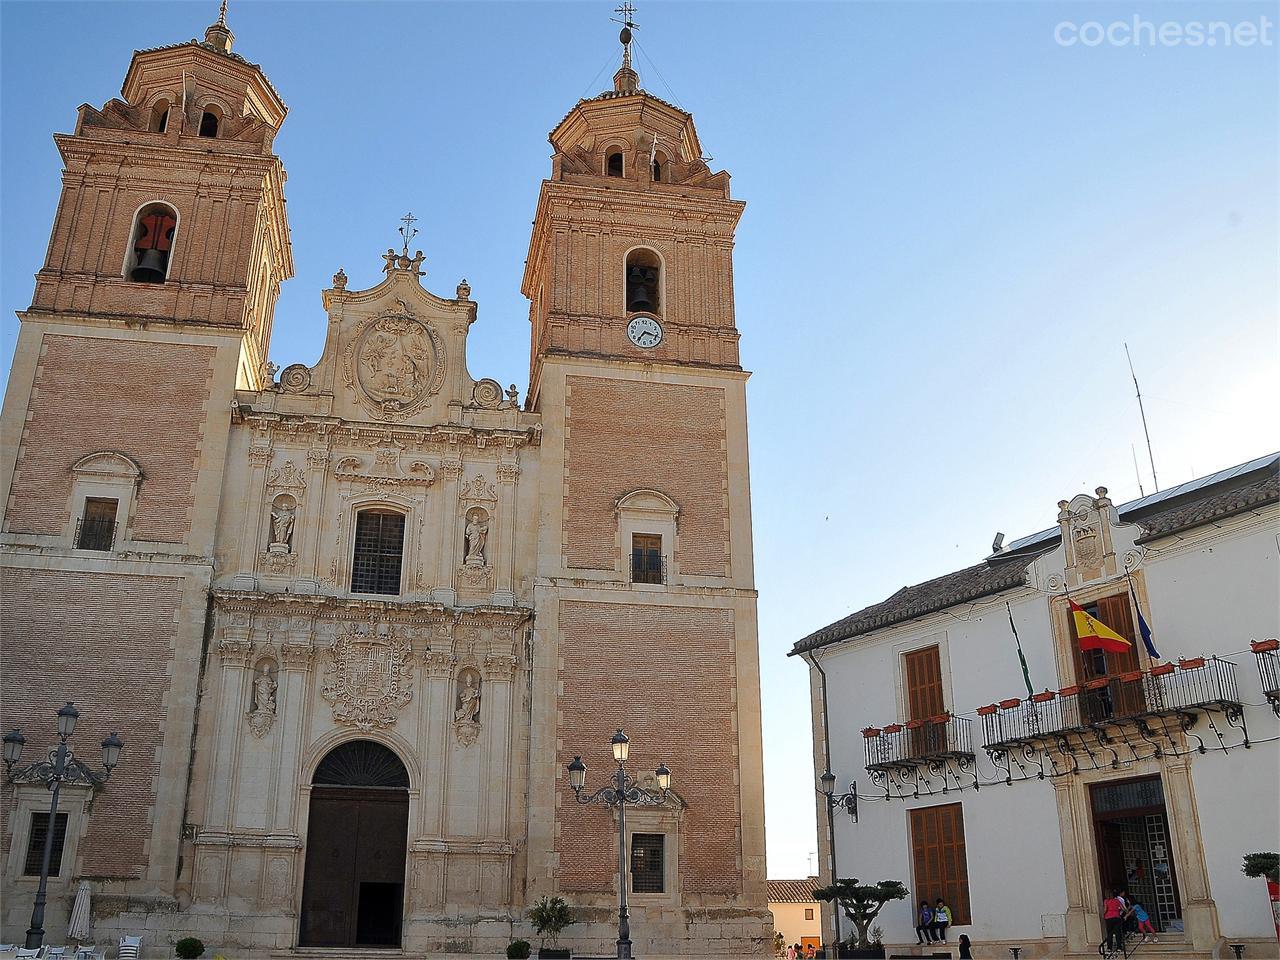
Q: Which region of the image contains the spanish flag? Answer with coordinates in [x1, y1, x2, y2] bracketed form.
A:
[1069, 600, 1133, 654]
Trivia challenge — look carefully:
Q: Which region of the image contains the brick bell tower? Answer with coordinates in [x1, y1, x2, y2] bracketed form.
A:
[0, 10, 290, 932]
[522, 18, 770, 954]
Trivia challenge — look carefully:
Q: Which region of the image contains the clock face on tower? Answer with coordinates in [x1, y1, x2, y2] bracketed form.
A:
[626, 314, 664, 349]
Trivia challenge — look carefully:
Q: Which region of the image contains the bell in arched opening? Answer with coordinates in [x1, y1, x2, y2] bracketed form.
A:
[130, 208, 177, 283]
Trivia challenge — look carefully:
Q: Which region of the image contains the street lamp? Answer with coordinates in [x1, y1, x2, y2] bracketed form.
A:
[4, 703, 123, 949]
[566, 728, 672, 960]
[818, 770, 858, 957]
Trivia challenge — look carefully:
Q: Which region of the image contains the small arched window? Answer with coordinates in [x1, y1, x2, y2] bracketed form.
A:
[607, 151, 624, 177]
[150, 100, 170, 134]
[625, 248, 662, 314]
[198, 110, 219, 138]
[126, 202, 178, 283]
[351, 508, 406, 595]
[652, 151, 667, 182]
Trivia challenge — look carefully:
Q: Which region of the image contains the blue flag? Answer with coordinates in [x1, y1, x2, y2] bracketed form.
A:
[1131, 588, 1160, 659]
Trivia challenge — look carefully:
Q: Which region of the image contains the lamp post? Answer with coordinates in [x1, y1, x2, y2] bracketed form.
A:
[818, 770, 858, 957]
[3, 703, 123, 949]
[566, 729, 672, 960]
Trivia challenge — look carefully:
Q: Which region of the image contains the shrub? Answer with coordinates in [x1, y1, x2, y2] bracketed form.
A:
[507, 939, 532, 959]
[174, 938, 205, 960]
[527, 895, 577, 947]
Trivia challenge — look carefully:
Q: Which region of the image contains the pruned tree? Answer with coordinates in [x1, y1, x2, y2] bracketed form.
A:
[812, 878, 909, 950]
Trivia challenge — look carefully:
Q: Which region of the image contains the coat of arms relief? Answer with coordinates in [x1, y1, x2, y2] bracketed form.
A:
[344, 300, 447, 420]
[321, 622, 415, 730]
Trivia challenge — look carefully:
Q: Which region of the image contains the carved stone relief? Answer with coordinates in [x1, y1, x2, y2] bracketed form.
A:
[459, 474, 497, 503]
[344, 301, 446, 420]
[321, 621, 415, 731]
[335, 445, 436, 491]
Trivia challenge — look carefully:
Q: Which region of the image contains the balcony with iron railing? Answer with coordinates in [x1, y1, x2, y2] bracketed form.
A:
[628, 553, 667, 585]
[862, 713, 976, 772]
[74, 517, 117, 552]
[978, 656, 1244, 751]
[1252, 639, 1279, 716]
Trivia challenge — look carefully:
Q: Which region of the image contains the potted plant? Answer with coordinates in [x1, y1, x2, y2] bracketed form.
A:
[1242, 852, 1280, 942]
[528, 895, 577, 958]
[812, 878, 907, 959]
[507, 940, 532, 959]
[174, 938, 205, 959]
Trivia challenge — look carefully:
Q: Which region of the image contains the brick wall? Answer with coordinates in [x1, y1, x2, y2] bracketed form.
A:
[555, 600, 741, 895]
[0, 567, 184, 878]
[5, 335, 214, 542]
[563, 376, 729, 576]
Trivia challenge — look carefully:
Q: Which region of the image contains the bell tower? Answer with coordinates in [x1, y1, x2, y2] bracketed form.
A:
[524, 15, 770, 953]
[0, 9, 291, 926]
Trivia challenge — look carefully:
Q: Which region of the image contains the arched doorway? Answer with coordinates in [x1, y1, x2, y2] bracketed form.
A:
[299, 741, 409, 947]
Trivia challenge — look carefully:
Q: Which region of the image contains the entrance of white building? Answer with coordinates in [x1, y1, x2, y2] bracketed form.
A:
[1090, 775, 1183, 933]
[299, 741, 410, 948]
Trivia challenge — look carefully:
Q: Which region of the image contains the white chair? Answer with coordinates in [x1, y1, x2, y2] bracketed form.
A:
[15, 949, 45, 960]
[46, 950, 67, 959]
[74, 949, 104, 960]
[116, 938, 140, 960]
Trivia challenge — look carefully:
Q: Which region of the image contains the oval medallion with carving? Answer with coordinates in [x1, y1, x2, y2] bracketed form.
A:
[345, 304, 445, 419]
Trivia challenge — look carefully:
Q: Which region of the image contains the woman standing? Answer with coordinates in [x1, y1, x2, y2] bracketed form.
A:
[957, 934, 973, 959]
[1102, 890, 1126, 952]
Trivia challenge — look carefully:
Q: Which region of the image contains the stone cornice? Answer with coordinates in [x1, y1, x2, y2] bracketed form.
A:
[235, 411, 543, 450]
[211, 590, 534, 627]
[55, 133, 282, 175]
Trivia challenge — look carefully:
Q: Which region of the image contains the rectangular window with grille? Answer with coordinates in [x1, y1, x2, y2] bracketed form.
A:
[76, 497, 118, 551]
[630, 832, 665, 893]
[631, 533, 663, 584]
[24, 811, 69, 876]
[351, 510, 406, 595]
[909, 802, 970, 925]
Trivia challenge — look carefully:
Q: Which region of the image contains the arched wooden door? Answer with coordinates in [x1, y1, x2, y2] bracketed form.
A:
[299, 741, 410, 948]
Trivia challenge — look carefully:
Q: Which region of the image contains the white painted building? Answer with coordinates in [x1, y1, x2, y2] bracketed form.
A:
[793, 453, 1279, 958]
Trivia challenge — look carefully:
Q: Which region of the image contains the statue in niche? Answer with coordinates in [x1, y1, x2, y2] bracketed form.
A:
[247, 662, 278, 738]
[453, 671, 482, 746]
[269, 499, 296, 551]
[464, 509, 489, 567]
[455, 674, 481, 722]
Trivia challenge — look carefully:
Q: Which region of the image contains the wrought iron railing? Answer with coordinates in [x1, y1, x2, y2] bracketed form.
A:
[863, 714, 974, 769]
[629, 554, 666, 585]
[978, 657, 1242, 749]
[74, 517, 117, 552]
[1253, 639, 1280, 715]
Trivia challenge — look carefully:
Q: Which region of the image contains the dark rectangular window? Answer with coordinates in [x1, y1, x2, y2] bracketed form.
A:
[351, 510, 406, 595]
[76, 497, 118, 551]
[631, 533, 663, 584]
[804, 908, 814, 920]
[630, 833, 665, 893]
[909, 802, 970, 925]
[24, 811, 68, 876]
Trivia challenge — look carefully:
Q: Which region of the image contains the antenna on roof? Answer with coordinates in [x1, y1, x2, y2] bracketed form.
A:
[1125, 342, 1159, 493]
[1130, 444, 1146, 498]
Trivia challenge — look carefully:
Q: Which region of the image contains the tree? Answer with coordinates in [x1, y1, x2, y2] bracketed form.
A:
[812, 878, 908, 950]
[1242, 852, 1280, 883]
[527, 895, 577, 948]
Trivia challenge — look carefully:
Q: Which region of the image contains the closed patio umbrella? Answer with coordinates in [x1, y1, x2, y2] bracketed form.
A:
[67, 880, 92, 942]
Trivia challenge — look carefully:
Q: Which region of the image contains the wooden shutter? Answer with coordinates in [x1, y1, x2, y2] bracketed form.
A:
[905, 646, 944, 720]
[909, 803, 970, 925]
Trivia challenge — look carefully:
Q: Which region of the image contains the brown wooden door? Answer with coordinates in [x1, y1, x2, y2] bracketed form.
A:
[299, 788, 408, 947]
[1072, 594, 1145, 721]
[905, 646, 945, 755]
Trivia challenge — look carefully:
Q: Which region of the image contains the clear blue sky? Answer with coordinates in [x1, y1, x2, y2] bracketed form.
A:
[2, 1, 1276, 880]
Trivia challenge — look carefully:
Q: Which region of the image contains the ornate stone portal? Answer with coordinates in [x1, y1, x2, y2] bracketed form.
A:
[321, 621, 415, 731]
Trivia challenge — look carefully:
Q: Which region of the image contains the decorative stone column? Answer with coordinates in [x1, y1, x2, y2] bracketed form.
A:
[233, 445, 272, 589]
[273, 627, 315, 834]
[494, 461, 519, 605]
[437, 457, 463, 605]
[1161, 756, 1221, 950]
[297, 446, 330, 593]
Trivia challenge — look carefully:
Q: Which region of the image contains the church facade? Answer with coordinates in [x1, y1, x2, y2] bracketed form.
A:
[0, 14, 770, 957]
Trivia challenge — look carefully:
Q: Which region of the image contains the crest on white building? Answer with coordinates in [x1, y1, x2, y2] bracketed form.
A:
[321, 622, 415, 730]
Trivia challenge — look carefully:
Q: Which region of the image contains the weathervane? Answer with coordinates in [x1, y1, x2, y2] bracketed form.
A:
[398, 212, 419, 257]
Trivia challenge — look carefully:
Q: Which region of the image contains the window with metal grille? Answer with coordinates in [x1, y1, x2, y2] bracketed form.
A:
[909, 802, 970, 925]
[631, 533, 663, 584]
[351, 509, 406, 595]
[77, 497, 119, 551]
[24, 811, 68, 876]
[630, 833, 665, 893]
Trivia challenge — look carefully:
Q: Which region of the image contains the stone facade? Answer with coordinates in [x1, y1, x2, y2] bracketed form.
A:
[0, 16, 769, 958]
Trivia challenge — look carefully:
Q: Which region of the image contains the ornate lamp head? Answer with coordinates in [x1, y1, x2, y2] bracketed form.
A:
[655, 763, 671, 792]
[567, 755, 586, 792]
[56, 702, 80, 739]
[101, 732, 123, 774]
[2, 728, 25, 773]
[611, 728, 630, 763]
[818, 769, 836, 797]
